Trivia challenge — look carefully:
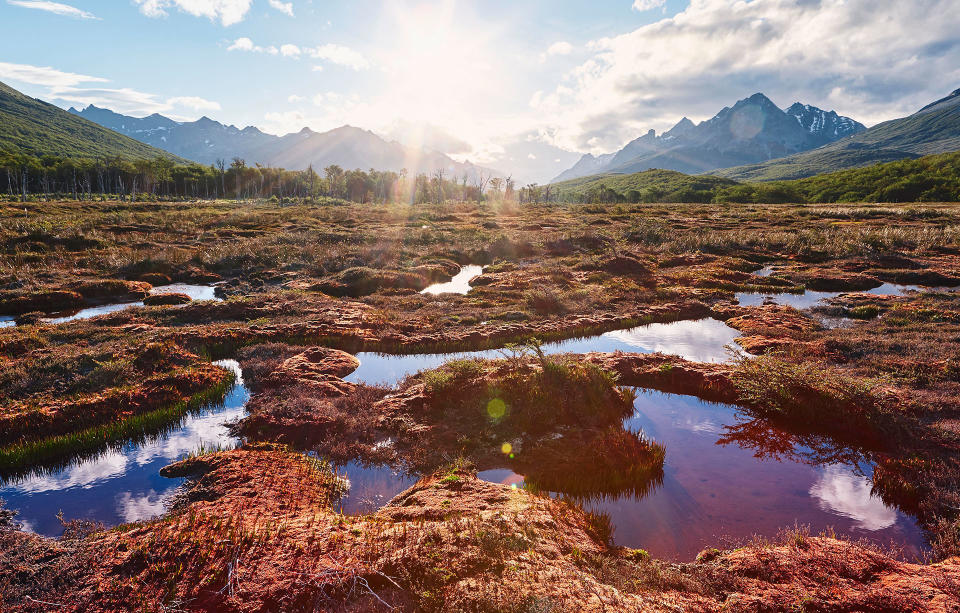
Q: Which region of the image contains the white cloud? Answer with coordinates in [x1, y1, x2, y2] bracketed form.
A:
[810, 465, 897, 531]
[308, 44, 370, 70]
[167, 96, 221, 112]
[1, 61, 219, 120]
[50, 86, 220, 118]
[632, 0, 665, 11]
[546, 41, 573, 56]
[6, 0, 98, 19]
[227, 36, 253, 51]
[534, 0, 960, 153]
[539, 41, 574, 63]
[287, 94, 304, 103]
[134, 0, 252, 26]
[267, 0, 292, 16]
[227, 39, 366, 69]
[280, 43, 300, 57]
[311, 93, 324, 106]
[0, 61, 107, 88]
[227, 37, 279, 54]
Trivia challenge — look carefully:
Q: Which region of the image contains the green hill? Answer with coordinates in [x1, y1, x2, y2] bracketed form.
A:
[713, 88, 960, 181]
[552, 151, 960, 204]
[552, 168, 739, 203]
[0, 81, 188, 161]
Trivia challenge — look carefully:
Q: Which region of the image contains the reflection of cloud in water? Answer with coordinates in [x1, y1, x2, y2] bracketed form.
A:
[131, 407, 243, 466]
[117, 490, 172, 523]
[9, 451, 129, 494]
[810, 465, 896, 531]
[604, 319, 743, 364]
[150, 284, 220, 301]
[421, 265, 485, 295]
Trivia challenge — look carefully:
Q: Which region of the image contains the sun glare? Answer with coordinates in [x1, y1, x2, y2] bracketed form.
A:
[376, 1, 504, 146]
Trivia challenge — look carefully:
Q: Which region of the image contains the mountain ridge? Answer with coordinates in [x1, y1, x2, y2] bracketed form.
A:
[70, 105, 500, 180]
[713, 86, 960, 181]
[552, 93, 865, 182]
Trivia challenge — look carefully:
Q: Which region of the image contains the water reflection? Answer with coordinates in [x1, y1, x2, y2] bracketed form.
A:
[810, 465, 896, 531]
[737, 283, 956, 310]
[44, 301, 144, 324]
[0, 316, 14, 329]
[150, 283, 221, 302]
[0, 360, 247, 536]
[345, 318, 744, 386]
[39, 284, 219, 325]
[421, 265, 485, 295]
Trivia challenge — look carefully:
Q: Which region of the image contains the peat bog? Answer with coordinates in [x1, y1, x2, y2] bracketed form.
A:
[2, 199, 960, 611]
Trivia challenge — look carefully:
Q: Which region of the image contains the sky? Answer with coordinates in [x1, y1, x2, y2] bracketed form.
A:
[2, 0, 960, 183]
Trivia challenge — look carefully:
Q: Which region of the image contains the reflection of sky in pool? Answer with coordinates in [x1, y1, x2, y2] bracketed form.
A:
[481, 391, 927, 561]
[0, 360, 246, 536]
[37, 284, 219, 325]
[421, 265, 485, 295]
[345, 318, 744, 386]
[737, 282, 954, 309]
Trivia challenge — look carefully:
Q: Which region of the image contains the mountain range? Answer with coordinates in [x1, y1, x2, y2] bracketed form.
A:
[552, 93, 866, 182]
[714, 88, 960, 181]
[0, 80, 184, 162]
[68, 105, 497, 180]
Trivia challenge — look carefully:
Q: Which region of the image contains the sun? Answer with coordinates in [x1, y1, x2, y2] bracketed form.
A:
[374, 1, 504, 141]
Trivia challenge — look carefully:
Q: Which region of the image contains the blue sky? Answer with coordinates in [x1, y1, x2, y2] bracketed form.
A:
[2, 0, 959, 182]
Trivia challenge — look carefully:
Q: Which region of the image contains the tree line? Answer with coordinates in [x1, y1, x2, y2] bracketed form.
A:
[0, 151, 528, 204]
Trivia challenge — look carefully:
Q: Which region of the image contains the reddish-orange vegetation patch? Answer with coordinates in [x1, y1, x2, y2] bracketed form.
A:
[4, 447, 958, 612]
[0, 289, 83, 315]
[143, 292, 192, 306]
[0, 363, 228, 447]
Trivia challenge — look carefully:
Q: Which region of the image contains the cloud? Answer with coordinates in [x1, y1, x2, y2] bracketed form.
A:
[6, 0, 98, 19]
[539, 41, 574, 63]
[287, 94, 304, 103]
[546, 41, 573, 56]
[308, 44, 370, 70]
[227, 37, 278, 54]
[227, 36, 253, 51]
[227, 38, 366, 69]
[810, 465, 897, 531]
[167, 96, 221, 112]
[1, 61, 219, 119]
[534, 0, 960, 153]
[280, 43, 300, 57]
[0, 61, 107, 88]
[134, 0, 252, 26]
[267, 0, 292, 16]
[632, 0, 665, 11]
[50, 86, 220, 118]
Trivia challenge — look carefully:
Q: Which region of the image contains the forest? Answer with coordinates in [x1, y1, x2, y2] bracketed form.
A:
[0, 152, 518, 204]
